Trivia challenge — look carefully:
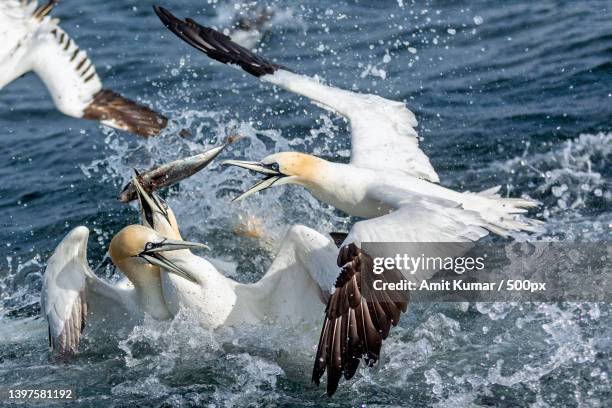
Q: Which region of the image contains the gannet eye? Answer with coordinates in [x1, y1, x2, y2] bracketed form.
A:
[270, 162, 280, 172]
[145, 242, 154, 251]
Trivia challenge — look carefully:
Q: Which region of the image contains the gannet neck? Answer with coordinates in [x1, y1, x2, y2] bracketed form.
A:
[299, 161, 389, 218]
[113, 259, 172, 320]
[160, 251, 238, 327]
[167, 208, 183, 240]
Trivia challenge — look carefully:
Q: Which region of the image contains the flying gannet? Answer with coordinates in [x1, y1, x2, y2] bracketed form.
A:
[0, 1, 167, 137]
[153, 7, 543, 395]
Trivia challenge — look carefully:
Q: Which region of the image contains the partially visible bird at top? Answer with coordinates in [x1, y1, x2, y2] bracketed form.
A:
[0, 0, 167, 137]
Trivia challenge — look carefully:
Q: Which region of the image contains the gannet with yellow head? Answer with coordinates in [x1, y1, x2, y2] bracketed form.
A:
[42, 171, 340, 357]
[154, 7, 544, 395]
[41, 224, 206, 357]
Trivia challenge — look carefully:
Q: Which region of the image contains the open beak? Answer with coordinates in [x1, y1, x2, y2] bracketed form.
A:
[222, 160, 285, 202]
[133, 171, 171, 228]
[138, 238, 209, 283]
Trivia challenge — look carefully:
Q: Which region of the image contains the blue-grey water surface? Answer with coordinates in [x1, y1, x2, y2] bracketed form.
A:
[0, 0, 610, 406]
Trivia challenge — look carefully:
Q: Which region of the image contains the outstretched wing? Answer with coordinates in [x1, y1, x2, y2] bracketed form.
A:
[0, 1, 55, 68]
[28, 23, 103, 117]
[28, 25, 167, 136]
[41, 226, 92, 358]
[41, 226, 132, 357]
[0, 1, 56, 27]
[1, 2, 166, 136]
[154, 7, 438, 181]
[312, 243, 408, 396]
[247, 225, 339, 322]
[312, 200, 489, 395]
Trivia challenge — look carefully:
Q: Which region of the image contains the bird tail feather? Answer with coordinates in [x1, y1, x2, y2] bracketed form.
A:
[463, 186, 543, 237]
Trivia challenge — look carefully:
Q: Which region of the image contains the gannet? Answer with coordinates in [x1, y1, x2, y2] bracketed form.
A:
[0, 1, 167, 137]
[153, 7, 543, 395]
[40, 145, 229, 357]
[40, 224, 207, 357]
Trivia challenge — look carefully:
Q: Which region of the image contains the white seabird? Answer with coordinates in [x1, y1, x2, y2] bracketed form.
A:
[0, 0, 167, 137]
[40, 153, 223, 357]
[40, 224, 208, 357]
[153, 7, 543, 395]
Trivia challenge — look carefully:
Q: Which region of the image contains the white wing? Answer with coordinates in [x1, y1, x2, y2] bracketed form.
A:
[0, 1, 34, 36]
[0, 1, 39, 31]
[41, 226, 126, 356]
[154, 7, 439, 182]
[28, 24, 103, 118]
[265, 71, 439, 182]
[0, 1, 102, 116]
[1, 2, 167, 136]
[41, 226, 92, 356]
[247, 225, 339, 322]
[28, 25, 167, 136]
[346, 202, 489, 244]
[344, 194, 490, 283]
[0, 1, 47, 78]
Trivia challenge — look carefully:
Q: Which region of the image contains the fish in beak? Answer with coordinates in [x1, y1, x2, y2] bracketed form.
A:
[119, 135, 241, 203]
[138, 238, 209, 283]
[222, 160, 287, 202]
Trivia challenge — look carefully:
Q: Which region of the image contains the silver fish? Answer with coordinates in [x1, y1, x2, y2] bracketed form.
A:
[119, 135, 240, 203]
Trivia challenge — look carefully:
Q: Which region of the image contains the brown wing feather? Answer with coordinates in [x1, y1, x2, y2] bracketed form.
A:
[33, 0, 59, 20]
[312, 243, 409, 396]
[83, 89, 167, 137]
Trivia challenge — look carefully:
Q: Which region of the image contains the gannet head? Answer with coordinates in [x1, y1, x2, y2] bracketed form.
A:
[132, 173, 183, 240]
[109, 225, 208, 284]
[223, 152, 325, 202]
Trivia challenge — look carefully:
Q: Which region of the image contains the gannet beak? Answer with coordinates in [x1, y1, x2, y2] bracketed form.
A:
[223, 160, 280, 175]
[142, 238, 209, 253]
[132, 171, 170, 227]
[222, 160, 286, 202]
[138, 238, 209, 283]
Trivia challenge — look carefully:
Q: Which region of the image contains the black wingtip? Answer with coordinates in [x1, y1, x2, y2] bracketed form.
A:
[153, 5, 173, 28]
[153, 6, 279, 78]
[329, 232, 348, 248]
